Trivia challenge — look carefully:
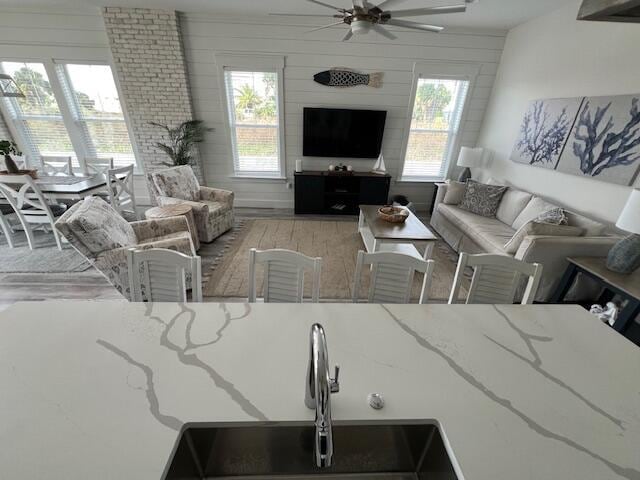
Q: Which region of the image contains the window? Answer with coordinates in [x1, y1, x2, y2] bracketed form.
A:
[223, 70, 283, 177]
[57, 64, 135, 167]
[400, 64, 477, 181]
[0, 60, 137, 170]
[0, 62, 74, 157]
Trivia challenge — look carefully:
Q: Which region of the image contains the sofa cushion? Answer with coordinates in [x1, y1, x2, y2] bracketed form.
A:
[61, 196, 136, 254]
[459, 180, 507, 218]
[443, 181, 466, 205]
[496, 188, 533, 226]
[437, 204, 516, 254]
[151, 166, 200, 202]
[565, 211, 606, 236]
[504, 221, 585, 254]
[511, 196, 561, 231]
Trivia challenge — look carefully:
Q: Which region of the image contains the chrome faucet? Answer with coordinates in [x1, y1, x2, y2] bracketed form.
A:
[305, 323, 340, 468]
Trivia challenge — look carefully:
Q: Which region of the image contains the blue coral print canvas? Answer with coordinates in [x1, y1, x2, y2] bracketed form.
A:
[556, 95, 640, 186]
[510, 98, 582, 169]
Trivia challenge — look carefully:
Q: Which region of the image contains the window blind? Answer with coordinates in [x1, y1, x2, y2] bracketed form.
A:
[224, 70, 281, 176]
[402, 78, 470, 181]
[0, 62, 75, 159]
[57, 64, 135, 168]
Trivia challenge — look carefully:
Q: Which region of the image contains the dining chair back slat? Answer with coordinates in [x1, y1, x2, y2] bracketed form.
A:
[448, 253, 543, 305]
[39, 156, 74, 176]
[127, 248, 202, 302]
[107, 164, 139, 220]
[353, 251, 435, 304]
[248, 248, 322, 303]
[83, 157, 114, 176]
[0, 174, 66, 250]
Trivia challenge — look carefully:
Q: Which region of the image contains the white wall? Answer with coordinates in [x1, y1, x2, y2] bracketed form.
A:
[0, 7, 505, 210]
[476, 0, 640, 224]
[180, 14, 505, 209]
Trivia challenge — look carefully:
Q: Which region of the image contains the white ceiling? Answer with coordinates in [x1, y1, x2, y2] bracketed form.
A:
[0, 0, 576, 30]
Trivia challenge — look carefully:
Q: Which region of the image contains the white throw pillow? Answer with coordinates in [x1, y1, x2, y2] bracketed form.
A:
[504, 221, 585, 254]
[495, 188, 533, 226]
[443, 181, 466, 205]
[511, 197, 561, 231]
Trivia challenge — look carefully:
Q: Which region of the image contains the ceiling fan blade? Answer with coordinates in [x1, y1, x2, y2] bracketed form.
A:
[385, 18, 444, 32]
[307, 21, 347, 32]
[269, 13, 339, 17]
[374, 0, 408, 11]
[371, 23, 397, 40]
[307, 0, 344, 11]
[342, 30, 353, 41]
[388, 5, 467, 17]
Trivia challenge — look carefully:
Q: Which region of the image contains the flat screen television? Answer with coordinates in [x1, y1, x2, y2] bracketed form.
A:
[303, 107, 387, 159]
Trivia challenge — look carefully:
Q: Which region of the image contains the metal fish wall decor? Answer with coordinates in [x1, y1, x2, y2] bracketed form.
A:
[313, 68, 383, 88]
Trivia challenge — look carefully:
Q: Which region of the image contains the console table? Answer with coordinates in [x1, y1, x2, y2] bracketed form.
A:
[552, 256, 640, 334]
[294, 171, 391, 215]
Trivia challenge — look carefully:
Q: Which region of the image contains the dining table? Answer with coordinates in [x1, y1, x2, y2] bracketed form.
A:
[35, 172, 124, 202]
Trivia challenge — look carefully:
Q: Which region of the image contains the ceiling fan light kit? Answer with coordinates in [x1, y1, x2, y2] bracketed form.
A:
[270, 0, 475, 41]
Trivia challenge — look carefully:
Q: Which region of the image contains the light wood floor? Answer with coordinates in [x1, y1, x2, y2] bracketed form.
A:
[1, 208, 387, 311]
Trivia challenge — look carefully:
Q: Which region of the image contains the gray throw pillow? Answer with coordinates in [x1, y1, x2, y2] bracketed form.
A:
[458, 180, 507, 218]
[535, 207, 567, 225]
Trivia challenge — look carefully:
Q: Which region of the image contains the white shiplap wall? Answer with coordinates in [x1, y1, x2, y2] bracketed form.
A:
[0, 7, 506, 210]
[180, 14, 506, 209]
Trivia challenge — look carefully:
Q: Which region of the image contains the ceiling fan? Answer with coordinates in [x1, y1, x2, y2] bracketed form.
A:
[270, 0, 476, 41]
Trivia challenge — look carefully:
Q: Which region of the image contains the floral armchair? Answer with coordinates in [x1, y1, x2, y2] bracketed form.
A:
[55, 196, 195, 300]
[147, 165, 234, 243]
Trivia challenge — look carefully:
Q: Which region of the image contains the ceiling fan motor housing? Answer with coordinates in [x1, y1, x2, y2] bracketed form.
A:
[351, 18, 372, 34]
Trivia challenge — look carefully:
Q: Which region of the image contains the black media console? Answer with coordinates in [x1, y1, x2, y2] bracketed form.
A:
[294, 171, 391, 215]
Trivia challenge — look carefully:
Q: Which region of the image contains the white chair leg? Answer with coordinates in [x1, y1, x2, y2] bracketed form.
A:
[0, 215, 14, 248]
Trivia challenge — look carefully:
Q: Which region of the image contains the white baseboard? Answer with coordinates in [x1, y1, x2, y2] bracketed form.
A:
[234, 198, 295, 209]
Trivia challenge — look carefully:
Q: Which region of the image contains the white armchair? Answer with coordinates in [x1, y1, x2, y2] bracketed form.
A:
[147, 165, 234, 243]
[55, 196, 195, 300]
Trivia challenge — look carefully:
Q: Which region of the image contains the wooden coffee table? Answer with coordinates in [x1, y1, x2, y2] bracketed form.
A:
[145, 204, 200, 251]
[358, 205, 438, 260]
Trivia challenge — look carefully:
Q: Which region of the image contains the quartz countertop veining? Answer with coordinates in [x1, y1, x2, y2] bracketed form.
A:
[0, 301, 638, 479]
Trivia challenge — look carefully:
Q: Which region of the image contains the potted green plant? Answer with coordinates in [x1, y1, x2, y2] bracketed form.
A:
[0, 140, 21, 174]
[149, 120, 213, 167]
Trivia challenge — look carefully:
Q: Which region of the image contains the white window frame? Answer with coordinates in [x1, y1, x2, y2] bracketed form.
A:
[398, 62, 480, 183]
[0, 56, 141, 173]
[216, 53, 286, 180]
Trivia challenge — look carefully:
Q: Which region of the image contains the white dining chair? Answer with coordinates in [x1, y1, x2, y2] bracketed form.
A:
[448, 253, 543, 305]
[352, 250, 435, 304]
[127, 248, 202, 302]
[82, 157, 114, 176]
[0, 174, 67, 250]
[248, 248, 322, 303]
[39, 156, 74, 176]
[107, 164, 139, 221]
[0, 203, 15, 248]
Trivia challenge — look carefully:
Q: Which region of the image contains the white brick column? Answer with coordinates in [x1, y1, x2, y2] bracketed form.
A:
[102, 7, 204, 182]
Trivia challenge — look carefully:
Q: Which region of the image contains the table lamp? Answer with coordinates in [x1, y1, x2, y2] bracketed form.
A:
[456, 147, 483, 182]
[607, 189, 640, 274]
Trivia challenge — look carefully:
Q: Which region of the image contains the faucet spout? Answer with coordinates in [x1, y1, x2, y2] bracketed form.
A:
[305, 323, 339, 468]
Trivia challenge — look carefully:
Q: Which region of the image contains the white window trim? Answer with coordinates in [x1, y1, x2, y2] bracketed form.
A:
[0, 56, 142, 173]
[215, 53, 286, 179]
[397, 61, 480, 183]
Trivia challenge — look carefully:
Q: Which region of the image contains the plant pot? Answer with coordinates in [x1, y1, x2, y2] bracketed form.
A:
[4, 154, 20, 174]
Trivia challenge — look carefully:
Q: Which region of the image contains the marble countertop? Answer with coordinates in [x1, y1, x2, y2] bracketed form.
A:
[0, 301, 638, 479]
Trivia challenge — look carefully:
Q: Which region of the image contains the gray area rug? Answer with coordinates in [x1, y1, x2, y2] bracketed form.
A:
[0, 232, 92, 273]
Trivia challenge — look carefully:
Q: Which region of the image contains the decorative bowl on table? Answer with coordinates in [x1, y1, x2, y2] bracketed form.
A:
[0, 169, 38, 179]
[377, 205, 409, 223]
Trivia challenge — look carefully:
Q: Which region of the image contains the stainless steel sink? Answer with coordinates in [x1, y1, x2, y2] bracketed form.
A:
[163, 422, 459, 479]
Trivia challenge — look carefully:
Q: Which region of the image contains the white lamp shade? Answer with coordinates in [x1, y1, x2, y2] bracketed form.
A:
[457, 147, 484, 168]
[616, 189, 640, 234]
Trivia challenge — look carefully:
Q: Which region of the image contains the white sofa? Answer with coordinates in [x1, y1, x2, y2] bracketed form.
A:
[431, 182, 620, 302]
